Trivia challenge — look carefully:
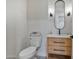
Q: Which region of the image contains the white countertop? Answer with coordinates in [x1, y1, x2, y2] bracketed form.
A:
[47, 34, 71, 38]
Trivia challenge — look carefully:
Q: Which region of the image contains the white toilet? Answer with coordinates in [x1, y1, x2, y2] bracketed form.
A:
[19, 32, 41, 59]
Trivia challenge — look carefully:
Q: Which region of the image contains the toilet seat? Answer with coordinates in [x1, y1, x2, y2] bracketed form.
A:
[19, 47, 37, 59]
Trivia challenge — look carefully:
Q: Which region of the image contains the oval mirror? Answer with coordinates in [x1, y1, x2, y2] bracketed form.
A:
[55, 0, 65, 29]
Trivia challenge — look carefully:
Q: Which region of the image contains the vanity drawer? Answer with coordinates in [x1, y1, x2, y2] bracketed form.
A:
[48, 46, 71, 56]
[48, 46, 71, 52]
[48, 38, 72, 46]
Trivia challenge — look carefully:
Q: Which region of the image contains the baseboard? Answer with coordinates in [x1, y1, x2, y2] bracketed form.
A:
[6, 56, 16, 59]
[6, 55, 46, 59]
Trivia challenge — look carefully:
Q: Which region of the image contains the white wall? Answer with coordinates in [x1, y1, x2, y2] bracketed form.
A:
[6, 0, 17, 58]
[27, 0, 72, 56]
[16, 0, 28, 56]
[27, 0, 48, 56]
[6, 0, 28, 59]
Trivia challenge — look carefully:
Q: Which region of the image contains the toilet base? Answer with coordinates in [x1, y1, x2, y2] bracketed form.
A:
[31, 56, 38, 59]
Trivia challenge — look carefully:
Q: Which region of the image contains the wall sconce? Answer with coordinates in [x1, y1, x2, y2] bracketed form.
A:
[67, 12, 71, 16]
[50, 12, 53, 17]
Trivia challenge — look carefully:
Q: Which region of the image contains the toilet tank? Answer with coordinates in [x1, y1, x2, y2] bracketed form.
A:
[30, 32, 41, 48]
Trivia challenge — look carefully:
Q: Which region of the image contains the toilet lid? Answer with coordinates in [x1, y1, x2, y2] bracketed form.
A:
[19, 47, 37, 57]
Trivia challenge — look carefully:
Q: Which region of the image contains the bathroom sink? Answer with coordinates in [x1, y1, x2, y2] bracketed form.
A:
[47, 34, 72, 38]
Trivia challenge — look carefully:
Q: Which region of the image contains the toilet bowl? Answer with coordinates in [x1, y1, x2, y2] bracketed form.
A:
[19, 32, 41, 59]
[19, 47, 37, 59]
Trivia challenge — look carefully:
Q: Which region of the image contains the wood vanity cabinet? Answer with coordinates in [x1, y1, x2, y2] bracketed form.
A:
[47, 36, 72, 59]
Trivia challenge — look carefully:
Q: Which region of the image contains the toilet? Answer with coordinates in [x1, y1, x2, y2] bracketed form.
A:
[19, 32, 41, 59]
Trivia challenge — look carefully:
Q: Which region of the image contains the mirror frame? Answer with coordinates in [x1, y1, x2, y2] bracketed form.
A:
[54, 0, 65, 30]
